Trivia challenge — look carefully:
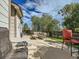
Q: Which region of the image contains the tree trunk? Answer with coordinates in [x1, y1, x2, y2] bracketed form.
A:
[48, 31, 52, 37]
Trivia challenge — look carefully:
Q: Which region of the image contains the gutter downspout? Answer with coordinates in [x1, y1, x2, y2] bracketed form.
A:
[9, 0, 11, 40]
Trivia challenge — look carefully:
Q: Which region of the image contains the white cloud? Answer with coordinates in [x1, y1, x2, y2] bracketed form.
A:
[21, 0, 79, 28]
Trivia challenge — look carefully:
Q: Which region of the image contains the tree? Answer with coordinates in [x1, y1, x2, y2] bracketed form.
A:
[32, 16, 41, 31]
[59, 3, 79, 32]
[32, 14, 60, 37]
[23, 23, 29, 32]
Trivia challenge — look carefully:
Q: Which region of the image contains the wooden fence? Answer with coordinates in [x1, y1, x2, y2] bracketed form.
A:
[52, 31, 79, 39]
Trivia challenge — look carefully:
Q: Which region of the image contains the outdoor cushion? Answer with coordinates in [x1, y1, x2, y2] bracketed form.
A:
[64, 39, 79, 44]
[64, 40, 71, 43]
[71, 39, 79, 44]
[63, 29, 72, 39]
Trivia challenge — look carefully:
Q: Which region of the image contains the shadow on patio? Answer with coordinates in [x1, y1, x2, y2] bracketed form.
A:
[34, 46, 76, 59]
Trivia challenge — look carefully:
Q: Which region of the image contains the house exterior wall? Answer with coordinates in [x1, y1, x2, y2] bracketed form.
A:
[16, 16, 21, 38]
[0, 0, 9, 28]
[0, 1, 22, 58]
[0, 0, 22, 40]
[10, 16, 15, 38]
[10, 3, 23, 39]
[10, 16, 21, 39]
[0, 1, 12, 58]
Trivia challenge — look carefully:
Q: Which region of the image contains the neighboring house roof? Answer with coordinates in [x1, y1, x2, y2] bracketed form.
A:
[11, 3, 23, 18]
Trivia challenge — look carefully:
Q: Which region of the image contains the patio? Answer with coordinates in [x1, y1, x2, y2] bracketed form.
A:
[26, 35, 78, 59]
[41, 47, 76, 59]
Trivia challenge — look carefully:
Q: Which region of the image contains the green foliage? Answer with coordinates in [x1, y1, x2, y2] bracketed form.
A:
[75, 28, 79, 32]
[32, 16, 41, 31]
[32, 14, 60, 33]
[23, 23, 29, 31]
[60, 3, 79, 32]
[60, 3, 79, 16]
[45, 38, 63, 43]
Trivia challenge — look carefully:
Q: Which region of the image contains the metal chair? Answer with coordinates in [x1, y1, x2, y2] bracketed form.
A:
[62, 29, 79, 56]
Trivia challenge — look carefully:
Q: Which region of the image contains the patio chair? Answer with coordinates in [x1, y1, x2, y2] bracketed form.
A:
[62, 29, 79, 56]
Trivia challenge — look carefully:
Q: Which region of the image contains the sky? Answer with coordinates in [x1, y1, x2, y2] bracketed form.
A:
[11, 0, 79, 29]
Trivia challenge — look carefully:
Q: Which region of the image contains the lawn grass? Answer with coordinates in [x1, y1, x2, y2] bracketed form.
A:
[45, 37, 79, 49]
[45, 37, 63, 43]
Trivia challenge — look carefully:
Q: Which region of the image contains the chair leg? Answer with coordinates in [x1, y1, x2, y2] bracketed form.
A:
[71, 43, 72, 56]
[62, 44, 63, 50]
[68, 43, 70, 50]
[62, 41, 64, 50]
[78, 48, 79, 56]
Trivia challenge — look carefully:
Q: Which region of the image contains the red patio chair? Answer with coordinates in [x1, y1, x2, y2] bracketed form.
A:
[62, 29, 79, 56]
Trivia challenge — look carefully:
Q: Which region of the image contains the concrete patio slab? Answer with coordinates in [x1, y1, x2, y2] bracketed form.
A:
[41, 47, 76, 59]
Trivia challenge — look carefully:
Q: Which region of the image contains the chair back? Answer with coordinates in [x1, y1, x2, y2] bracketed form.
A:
[63, 29, 72, 40]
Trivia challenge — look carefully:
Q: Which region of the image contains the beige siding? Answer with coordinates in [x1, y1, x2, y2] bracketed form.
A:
[10, 16, 15, 38]
[0, 1, 22, 39]
[0, 0, 9, 28]
[10, 16, 21, 39]
[16, 16, 21, 38]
